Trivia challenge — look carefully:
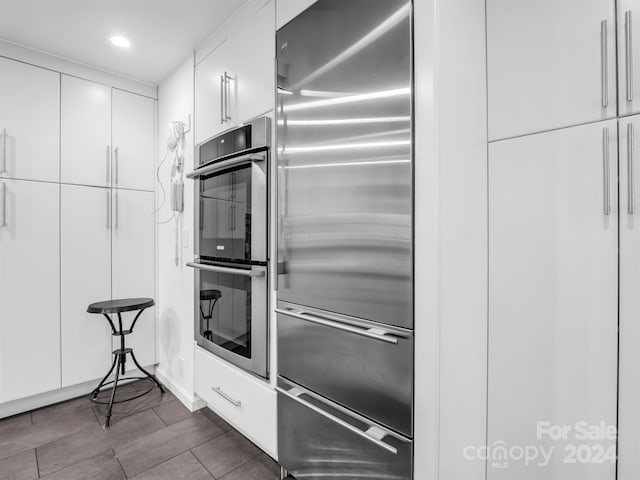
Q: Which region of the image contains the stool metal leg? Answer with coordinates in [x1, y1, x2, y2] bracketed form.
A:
[104, 354, 122, 429]
[91, 353, 118, 399]
[129, 350, 165, 394]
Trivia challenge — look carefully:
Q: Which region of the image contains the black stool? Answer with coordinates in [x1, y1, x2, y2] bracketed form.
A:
[87, 297, 164, 428]
[199, 289, 222, 341]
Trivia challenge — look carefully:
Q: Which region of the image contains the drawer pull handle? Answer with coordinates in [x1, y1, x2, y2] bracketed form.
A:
[212, 386, 242, 407]
[276, 384, 399, 455]
[275, 308, 399, 345]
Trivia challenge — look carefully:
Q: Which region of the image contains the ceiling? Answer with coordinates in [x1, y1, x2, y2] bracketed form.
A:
[0, 0, 247, 85]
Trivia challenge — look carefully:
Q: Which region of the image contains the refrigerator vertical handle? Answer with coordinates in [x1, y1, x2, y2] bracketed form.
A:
[603, 127, 611, 215]
[629, 122, 636, 215]
[627, 11, 634, 102]
[601, 19, 609, 108]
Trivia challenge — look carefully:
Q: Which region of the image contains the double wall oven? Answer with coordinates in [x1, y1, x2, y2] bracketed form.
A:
[187, 117, 270, 378]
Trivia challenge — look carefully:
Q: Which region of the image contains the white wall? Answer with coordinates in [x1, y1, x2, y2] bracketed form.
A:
[155, 54, 199, 409]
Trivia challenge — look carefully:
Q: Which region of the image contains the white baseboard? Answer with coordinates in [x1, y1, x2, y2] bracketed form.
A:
[155, 368, 204, 412]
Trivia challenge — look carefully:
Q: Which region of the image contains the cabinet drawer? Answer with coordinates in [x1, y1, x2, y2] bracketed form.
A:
[195, 347, 277, 458]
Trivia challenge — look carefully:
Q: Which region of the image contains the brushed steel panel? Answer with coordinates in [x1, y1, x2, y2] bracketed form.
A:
[276, 0, 413, 329]
[278, 382, 412, 479]
[277, 304, 413, 436]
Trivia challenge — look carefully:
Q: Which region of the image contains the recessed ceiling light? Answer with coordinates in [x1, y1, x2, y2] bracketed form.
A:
[110, 35, 131, 48]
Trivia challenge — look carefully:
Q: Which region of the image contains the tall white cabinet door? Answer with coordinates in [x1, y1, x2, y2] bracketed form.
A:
[0, 58, 60, 183]
[0, 180, 60, 402]
[195, 42, 233, 144]
[112, 90, 155, 192]
[61, 185, 112, 387]
[618, 115, 640, 480]
[111, 189, 155, 369]
[618, 1, 640, 115]
[488, 121, 618, 480]
[231, 1, 275, 123]
[487, 0, 616, 141]
[61, 76, 111, 188]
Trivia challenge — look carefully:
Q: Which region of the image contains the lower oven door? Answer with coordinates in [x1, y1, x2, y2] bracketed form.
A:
[188, 261, 268, 377]
[277, 377, 413, 480]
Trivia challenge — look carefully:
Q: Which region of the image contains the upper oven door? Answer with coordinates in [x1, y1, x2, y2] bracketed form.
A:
[194, 152, 267, 263]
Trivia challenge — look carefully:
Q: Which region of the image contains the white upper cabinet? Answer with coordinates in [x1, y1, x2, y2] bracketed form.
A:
[487, 0, 616, 140]
[61, 184, 112, 387]
[276, 0, 317, 29]
[111, 189, 155, 369]
[488, 120, 618, 480]
[112, 89, 155, 192]
[618, 1, 640, 115]
[0, 179, 60, 403]
[195, 0, 275, 145]
[0, 58, 60, 183]
[618, 114, 640, 480]
[61, 75, 111, 187]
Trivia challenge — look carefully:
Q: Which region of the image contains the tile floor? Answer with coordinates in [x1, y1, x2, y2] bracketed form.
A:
[0, 380, 281, 480]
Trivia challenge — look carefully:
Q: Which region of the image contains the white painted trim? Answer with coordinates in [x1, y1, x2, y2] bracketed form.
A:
[155, 368, 205, 412]
[0, 39, 158, 99]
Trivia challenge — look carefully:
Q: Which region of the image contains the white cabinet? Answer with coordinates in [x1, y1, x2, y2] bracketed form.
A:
[488, 121, 618, 480]
[112, 89, 155, 192]
[112, 189, 155, 369]
[60, 185, 112, 387]
[195, 347, 277, 458]
[0, 180, 60, 402]
[61, 76, 111, 188]
[195, 1, 275, 144]
[618, 114, 640, 480]
[0, 58, 60, 183]
[487, 0, 616, 140]
[618, 1, 640, 115]
[276, 0, 317, 29]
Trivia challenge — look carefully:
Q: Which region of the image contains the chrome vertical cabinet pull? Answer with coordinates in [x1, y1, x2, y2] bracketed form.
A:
[603, 127, 611, 215]
[601, 19, 609, 108]
[114, 147, 119, 185]
[627, 11, 634, 102]
[224, 72, 232, 122]
[220, 75, 225, 124]
[115, 190, 119, 229]
[106, 190, 111, 229]
[1, 182, 6, 228]
[1, 129, 7, 174]
[629, 123, 636, 215]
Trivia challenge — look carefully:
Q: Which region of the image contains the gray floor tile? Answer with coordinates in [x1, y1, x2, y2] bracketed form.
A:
[200, 407, 233, 433]
[0, 407, 101, 462]
[192, 430, 261, 478]
[0, 413, 31, 437]
[115, 412, 224, 477]
[130, 451, 213, 480]
[40, 450, 126, 480]
[92, 385, 174, 422]
[220, 454, 280, 480]
[0, 449, 38, 480]
[36, 409, 165, 477]
[31, 395, 97, 424]
[153, 399, 192, 426]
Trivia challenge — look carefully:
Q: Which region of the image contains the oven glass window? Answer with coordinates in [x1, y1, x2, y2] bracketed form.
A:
[198, 269, 252, 359]
[200, 165, 252, 262]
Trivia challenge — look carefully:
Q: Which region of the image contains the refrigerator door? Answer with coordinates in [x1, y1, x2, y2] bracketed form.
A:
[277, 302, 413, 436]
[277, 377, 413, 480]
[276, 0, 413, 329]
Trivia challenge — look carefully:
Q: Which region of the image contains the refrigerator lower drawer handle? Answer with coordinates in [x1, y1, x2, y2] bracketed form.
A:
[274, 308, 399, 345]
[212, 386, 242, 407]
[275, 386, 398, 455]
[186, 262, 265, 277]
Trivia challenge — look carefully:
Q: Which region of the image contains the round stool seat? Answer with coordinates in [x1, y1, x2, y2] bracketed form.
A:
[200, 290, 221, 301]
[87, 298, 155, 314]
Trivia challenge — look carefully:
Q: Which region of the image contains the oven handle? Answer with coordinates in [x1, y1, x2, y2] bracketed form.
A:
[186, 153, 265, 179]
[186, 261, 265, 277]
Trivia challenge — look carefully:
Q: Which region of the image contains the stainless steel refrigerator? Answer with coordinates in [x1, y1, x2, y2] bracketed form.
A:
[275, 1, 413, 478]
